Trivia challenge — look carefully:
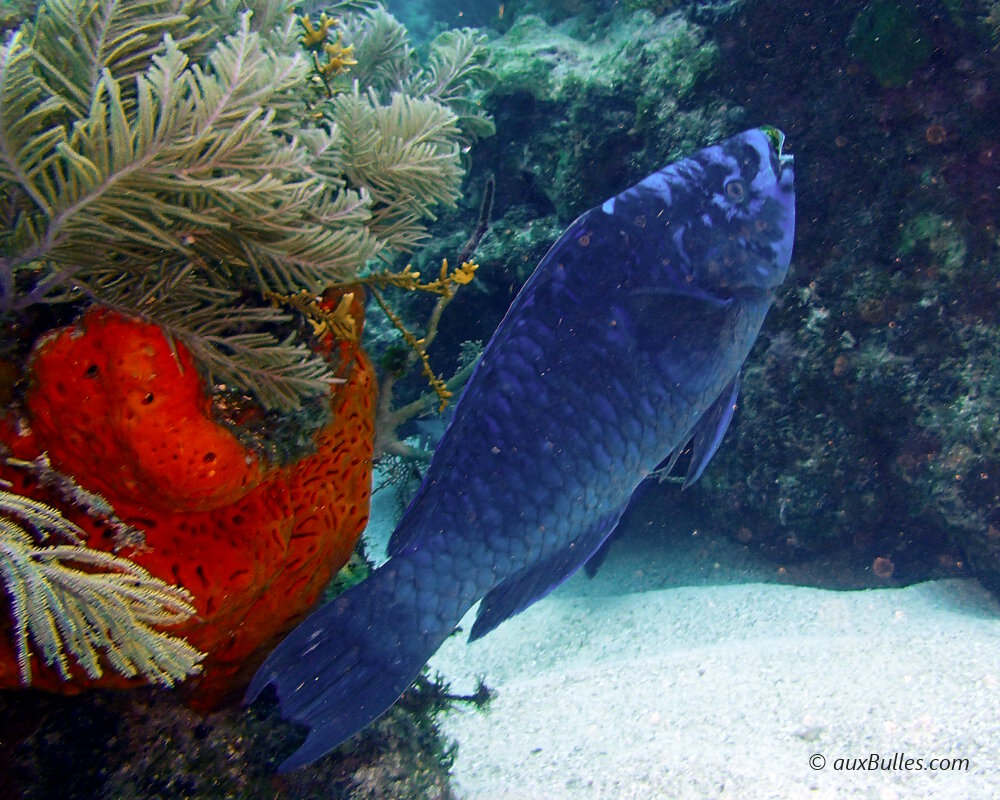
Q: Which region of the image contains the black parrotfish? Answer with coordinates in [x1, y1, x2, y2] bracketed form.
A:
[248, 127, 796, 770]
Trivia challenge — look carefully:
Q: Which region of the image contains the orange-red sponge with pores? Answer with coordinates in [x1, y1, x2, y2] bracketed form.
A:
[26, 310, 265, 512]
[0, 306, 376, 706]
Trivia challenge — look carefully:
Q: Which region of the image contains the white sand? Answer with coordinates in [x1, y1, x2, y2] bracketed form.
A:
[430, 580, 1000, 799]
[367, 479, 1000, 799]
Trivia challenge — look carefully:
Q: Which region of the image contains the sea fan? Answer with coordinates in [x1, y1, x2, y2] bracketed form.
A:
[0, 0, 494, 411]
[0, 483, 203, 686]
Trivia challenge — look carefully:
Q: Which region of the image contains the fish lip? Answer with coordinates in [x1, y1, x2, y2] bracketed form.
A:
[775, 134, 794, 174]
[776, 141, 794, 182]
[763, 125, 794, 173]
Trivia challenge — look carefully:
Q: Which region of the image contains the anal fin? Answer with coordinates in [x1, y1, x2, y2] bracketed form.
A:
[469, 512, 623, 641]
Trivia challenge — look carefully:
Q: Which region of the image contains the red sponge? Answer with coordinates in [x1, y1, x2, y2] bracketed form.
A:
[26, 310, 265, 512]
[0, 305, 376, 706]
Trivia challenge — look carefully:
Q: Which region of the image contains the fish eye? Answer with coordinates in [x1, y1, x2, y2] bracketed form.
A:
[724, 179, 746, 202]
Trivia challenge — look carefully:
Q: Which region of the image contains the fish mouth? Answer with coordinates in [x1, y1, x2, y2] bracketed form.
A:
[762, 126, 794, 175]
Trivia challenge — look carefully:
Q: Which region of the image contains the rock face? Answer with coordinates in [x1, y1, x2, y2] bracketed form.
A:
[435, 2, 1000, 596]
[658, 0, 1000, 595]
[428, 8, 741, 376]
[485, 12, 727, 221]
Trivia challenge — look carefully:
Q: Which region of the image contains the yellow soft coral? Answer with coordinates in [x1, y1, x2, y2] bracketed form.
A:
[320, 35, 357, 77]
[300, 12, 337, 49]
[358, 259, 480, 411]
[300, 14, 356, 94]
[266, 289, 359, 343]
[363, 259, 480, 297]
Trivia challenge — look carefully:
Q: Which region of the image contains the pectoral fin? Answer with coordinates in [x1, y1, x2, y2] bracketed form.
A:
[658, 372, 740, 488]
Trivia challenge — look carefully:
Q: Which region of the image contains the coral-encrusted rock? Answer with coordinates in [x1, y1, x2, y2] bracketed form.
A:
[0, 308, 376, 706]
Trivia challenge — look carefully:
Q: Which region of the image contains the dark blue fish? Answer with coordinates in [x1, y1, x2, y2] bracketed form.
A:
[247, 127, 795, 770]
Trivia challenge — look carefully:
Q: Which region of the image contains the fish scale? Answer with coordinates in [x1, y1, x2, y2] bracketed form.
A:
[248, 127, 795, 770]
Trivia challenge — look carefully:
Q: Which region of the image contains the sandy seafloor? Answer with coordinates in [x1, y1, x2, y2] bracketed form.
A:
[366, 476, 1000, 799]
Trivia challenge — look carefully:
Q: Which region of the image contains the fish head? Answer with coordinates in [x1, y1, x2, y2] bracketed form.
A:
[633, 127, 795, 300]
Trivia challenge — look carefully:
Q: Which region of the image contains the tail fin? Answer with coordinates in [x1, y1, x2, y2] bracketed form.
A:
[246, 555, 458, 771]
